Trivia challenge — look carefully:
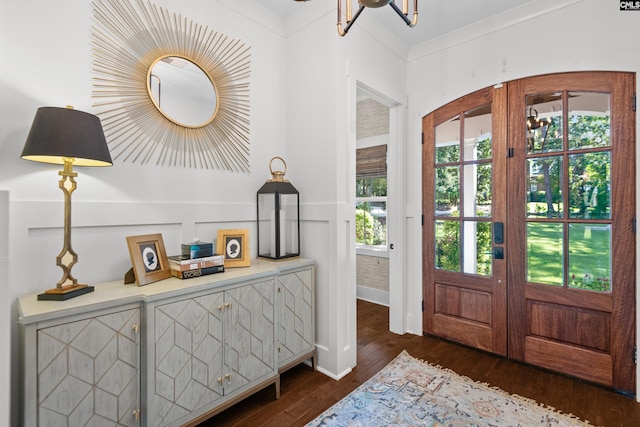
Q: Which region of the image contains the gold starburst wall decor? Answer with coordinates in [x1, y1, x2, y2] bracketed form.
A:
[91, 0, 251, 170]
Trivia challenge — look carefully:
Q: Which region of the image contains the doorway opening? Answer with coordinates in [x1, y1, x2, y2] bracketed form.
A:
[355, 92, 390, 306]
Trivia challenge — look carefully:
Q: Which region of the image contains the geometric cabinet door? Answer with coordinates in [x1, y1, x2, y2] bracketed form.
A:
[277, 267, 315, 370]
[152, 280, 277, 426]
[37, 308, 141, 426]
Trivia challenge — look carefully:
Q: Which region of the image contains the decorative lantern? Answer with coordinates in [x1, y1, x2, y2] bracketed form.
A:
[257, 157, 300, 259]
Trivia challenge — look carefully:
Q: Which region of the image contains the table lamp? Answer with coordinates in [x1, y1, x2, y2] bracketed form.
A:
[21, 106, 113, 300]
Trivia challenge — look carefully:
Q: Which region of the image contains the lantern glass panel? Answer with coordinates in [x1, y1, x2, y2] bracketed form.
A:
[281, 193, 299, 256]
[258, 193, 276, 258]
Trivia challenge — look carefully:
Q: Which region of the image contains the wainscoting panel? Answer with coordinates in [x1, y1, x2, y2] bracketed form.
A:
[10, 201, 256, 295]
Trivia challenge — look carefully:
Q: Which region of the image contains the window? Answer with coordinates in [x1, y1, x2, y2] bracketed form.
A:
[356, 145, 387, 248]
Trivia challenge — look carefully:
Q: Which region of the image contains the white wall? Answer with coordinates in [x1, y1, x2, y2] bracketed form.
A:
[0, 0, 309, 424]
[1, 0, 409, 422]
[405, 0, 640, 392]
[283, 1, 409, 378]
[1, 0, 290, 281]
[0, 192, 9, 427]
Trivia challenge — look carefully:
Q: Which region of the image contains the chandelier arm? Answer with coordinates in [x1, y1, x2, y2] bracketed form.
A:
[338, 4, 365, 36]
[411, 0, 418, 26]
[389, 1, 418, 27]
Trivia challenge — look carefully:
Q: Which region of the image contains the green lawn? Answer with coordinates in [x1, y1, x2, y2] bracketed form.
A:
[434, 220, 612, 292]
[527, 222, 611, 291]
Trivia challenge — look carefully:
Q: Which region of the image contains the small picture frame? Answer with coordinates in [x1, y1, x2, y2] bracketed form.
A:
[216, 229, 250, 268]
[126, 233, 171, 286]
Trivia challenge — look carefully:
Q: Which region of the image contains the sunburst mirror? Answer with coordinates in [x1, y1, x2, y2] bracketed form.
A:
[91, 0, 251, 171]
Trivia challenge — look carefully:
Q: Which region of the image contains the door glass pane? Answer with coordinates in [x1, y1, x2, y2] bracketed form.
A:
[568, 223, 611, 292]
[569, 152, 611, 219]
[462, 221, 492, 276]
[526, 93, 562, 154]
[436, 115, 460, 163]
[526, 156, 562, 218]
[463, 104, 492, 161]
[435, 166, 460, 216]
[464, 164, 491, 217]
[435, 220, 460, 272]
[527, 222, 563, 286]
[568, 92, 611, 150]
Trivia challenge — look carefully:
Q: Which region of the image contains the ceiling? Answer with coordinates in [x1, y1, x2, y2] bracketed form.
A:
[261, 0, 534, 46]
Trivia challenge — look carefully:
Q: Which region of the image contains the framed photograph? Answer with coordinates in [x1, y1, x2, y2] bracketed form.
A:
[126, 233, 172, 286]
[216, 229, 250, 268]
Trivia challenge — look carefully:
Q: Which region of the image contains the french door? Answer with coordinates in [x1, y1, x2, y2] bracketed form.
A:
[423, 71, 636, 393]
[422, 85, 508, 355]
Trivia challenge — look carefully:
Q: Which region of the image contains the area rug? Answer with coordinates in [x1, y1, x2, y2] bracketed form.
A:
[307, 350, 594, 426]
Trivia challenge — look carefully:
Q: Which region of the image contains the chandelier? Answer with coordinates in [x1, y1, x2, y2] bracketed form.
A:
[526, 106, 552, 152]
[337, 0, 418, 36]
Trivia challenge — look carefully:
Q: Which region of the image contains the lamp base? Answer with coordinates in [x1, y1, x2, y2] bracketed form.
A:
[37, 284, 95, 301]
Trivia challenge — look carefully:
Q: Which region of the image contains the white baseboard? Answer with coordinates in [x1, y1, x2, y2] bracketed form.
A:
[356, 285, 389, 306]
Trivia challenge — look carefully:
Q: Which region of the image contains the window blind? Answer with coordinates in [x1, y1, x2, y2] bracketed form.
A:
[356, 145, 387, 178]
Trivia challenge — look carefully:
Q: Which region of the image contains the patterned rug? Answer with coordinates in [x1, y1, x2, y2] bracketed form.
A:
[307, 350, 595, 426]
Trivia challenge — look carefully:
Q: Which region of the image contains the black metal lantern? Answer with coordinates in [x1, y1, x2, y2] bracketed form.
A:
[257, 157, 300, 259]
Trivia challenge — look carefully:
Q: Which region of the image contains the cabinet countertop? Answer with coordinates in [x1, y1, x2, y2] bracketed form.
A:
[18, 257, 314, 325]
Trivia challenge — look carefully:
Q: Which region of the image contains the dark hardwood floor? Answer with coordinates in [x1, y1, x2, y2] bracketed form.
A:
[199, 299, 640, 427]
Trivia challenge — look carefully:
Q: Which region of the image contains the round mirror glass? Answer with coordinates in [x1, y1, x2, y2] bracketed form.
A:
[147, 56, 217, 128]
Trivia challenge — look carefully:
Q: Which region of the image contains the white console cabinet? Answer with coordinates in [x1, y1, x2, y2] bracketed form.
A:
[19, 258, 314, 427]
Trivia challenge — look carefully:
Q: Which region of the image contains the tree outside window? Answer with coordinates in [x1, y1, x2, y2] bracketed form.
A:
[356, 145, 387, 247]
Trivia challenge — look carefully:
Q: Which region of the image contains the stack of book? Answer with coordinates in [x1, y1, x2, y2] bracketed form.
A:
[169, 240, 224, 279]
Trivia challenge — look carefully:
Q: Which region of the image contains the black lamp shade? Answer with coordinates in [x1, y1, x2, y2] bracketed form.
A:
[22, 107, 112, 167]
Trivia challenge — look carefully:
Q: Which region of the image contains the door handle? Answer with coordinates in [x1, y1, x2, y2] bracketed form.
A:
[494, 247, 504, 259]
[494, 222, 504, 244]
